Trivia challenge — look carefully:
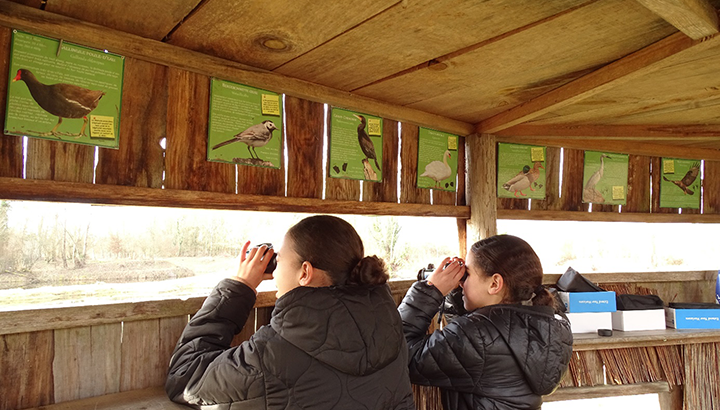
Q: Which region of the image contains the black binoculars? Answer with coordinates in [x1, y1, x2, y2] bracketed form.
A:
[246, 243, 277, 274]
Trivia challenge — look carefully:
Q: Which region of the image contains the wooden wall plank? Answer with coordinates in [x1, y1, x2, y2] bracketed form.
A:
[325, 106, 360, 201]
[158, 316, 187, 374]
[0, 330, 54, 409]
[561, 148, 584, 211]
[703, 160, 720, 214]
[255, 307, 273, 331]
[0, 26, 22, 179]
[285, 96, 324, 199]
[25, 139, 95, 183]
[53, 324, 122, 403]
[363, 118, 399, 203]
[624, 155, 651, 213]
[531, 146, 561, 211]
[96, 58, 166, 188]
[120, 319, 162, 391]
[651, 157, 678, 213]
[164, 68, 235, 193]
[399, 123, 430, 204]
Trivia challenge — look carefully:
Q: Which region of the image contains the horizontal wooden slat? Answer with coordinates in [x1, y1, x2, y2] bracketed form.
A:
[572, 328, 720, 351]
[498, 208, 720, 223]
[0, 1, 474, 137]
[544, 381, 670, 402]
[542, 270, 717, 285]
[0, 279, 416, 335]
[25, 386, 185, 410]
[0, 177, 470, 218]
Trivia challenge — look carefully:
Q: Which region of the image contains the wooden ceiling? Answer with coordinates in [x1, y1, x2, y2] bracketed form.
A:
[6, 0, 720, 153]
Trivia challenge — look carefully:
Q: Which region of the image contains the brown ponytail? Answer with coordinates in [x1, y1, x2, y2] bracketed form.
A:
[286, 215, 387, 287]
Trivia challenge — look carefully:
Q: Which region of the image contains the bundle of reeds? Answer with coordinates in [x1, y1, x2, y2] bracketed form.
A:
[656, 345, 683, 387]
[412, 384, 443, 410]
[683, 342, 720, 409]
[598, 347, 664, 385]
[563, 351, 603, 387]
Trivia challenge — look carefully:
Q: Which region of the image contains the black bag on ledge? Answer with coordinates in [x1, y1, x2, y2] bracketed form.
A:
[616, 294, 664, 310]
[556, 267, 605, 292]
[669, 302, 720, 310]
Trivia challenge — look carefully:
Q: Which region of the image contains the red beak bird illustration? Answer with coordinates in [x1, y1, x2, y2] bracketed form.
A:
[13, 68, 105, 138]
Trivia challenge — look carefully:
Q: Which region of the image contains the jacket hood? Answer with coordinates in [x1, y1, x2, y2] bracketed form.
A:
[479, 304, 573, 395]
[270, 284, 403, 377]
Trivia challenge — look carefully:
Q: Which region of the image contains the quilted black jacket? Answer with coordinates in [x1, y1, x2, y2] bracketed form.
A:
[166, 279, 415, 410]
[398, 281, 573, 410]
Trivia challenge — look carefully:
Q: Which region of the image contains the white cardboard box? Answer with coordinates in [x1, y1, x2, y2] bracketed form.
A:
[611, 309, 666, 331]
[565, 312, 612, 334]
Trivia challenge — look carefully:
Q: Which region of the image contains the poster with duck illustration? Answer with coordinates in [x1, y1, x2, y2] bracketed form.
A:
[329, 108, 383, 182]
[417, 128, 457, 192]
[582, 151, 629, 205]
[5, 30, 124, 148]
[660, 158, 701, 209]
[497, 143, 546, 199]
[207, 78, 282, 169]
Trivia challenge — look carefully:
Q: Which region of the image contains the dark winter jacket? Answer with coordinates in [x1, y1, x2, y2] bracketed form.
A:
[398, 281, 573, 410]
[166, 278, 415, 410]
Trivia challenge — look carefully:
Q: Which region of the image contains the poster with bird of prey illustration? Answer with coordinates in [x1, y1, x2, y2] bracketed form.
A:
[329, 108, 383, 182]
[5, 30, 124, 148]
[582, 151, 629, 205]
[417, 128, 458, 192]
[497, 143, 546, 199]
[660, 158, 701, 209]
[208, 79, 282, 168]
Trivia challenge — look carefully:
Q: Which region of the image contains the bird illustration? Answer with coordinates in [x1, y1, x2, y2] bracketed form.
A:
[353, 114, 381, 173]
[502, 165, 531, 197]
[420, 150, 452, 188]
[212, 120, 277, 161]
[12, 68, 105, 138]
[663, 162, 700, 195]
[583, 154, 611, 203]
[526, 161, 545, 190]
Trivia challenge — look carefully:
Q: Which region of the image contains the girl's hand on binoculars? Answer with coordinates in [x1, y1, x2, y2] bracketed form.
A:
[427, 257, 465, 296]
[230, 241, 274, 292]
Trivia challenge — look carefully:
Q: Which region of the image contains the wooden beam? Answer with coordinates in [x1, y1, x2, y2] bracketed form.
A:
[466, 134, 497, 242]
[571, 328, 720, 351]
[545, 381, 671, 402]
[476, 30, 720, 134]
[0, 177, 470, 218]
[498, 208, 720, 223]
[635, 0, 719, 40]
[495, 135, 720, 161]
[0, 1, 474, 137]
[497, 123, 720, 138]
[542, 270, 717, 285]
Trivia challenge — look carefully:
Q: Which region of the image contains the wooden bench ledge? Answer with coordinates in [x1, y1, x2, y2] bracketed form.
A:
[28, 387, 184, 410]
[545, 381, 671, 402]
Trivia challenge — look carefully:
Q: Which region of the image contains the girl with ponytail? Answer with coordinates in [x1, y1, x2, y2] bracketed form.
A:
[167, 215, 414, 409]
[398, 234, 573, 410]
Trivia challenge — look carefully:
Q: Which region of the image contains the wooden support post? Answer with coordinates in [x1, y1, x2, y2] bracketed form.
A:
[658, 386, 683, 410]
[465, 133, 497, 244]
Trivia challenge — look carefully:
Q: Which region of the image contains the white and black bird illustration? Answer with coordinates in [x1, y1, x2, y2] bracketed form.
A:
[421, 150, 452, 188]
[353, 114, 381, 173]
[212, 120, 277, 161]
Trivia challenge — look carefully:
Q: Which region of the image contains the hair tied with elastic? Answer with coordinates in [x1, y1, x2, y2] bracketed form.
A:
[347, 255, 389, 287]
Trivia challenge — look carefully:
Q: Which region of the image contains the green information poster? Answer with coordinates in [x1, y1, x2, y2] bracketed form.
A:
[497, 143, 546, 199]
[582, 151, 629, 205]
[5, 30, 124, 148]
[207, 78, 282, 168]
[417, 127, 458, 191]
[660, 158, 701, 209]
[329, 108, 383, 181]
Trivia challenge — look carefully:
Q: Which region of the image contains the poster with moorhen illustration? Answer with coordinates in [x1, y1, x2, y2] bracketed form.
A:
[208, 78, 282, 168]
[5, 30, 124, 148]
[417, 127, 457, 192]
[329, 108, 383, 182]
[497, 143, 546, 200]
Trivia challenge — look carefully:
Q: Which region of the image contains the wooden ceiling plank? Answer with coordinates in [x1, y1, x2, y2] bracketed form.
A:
[635, 0, 719, 39]
[0, 1, 473, 136]
[45, 0, 202, 41]
[498, 123, 720, 138]
[496, 136, 720, 160]
[476, 30, 720, 134]
[167, 0, 401, 71]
